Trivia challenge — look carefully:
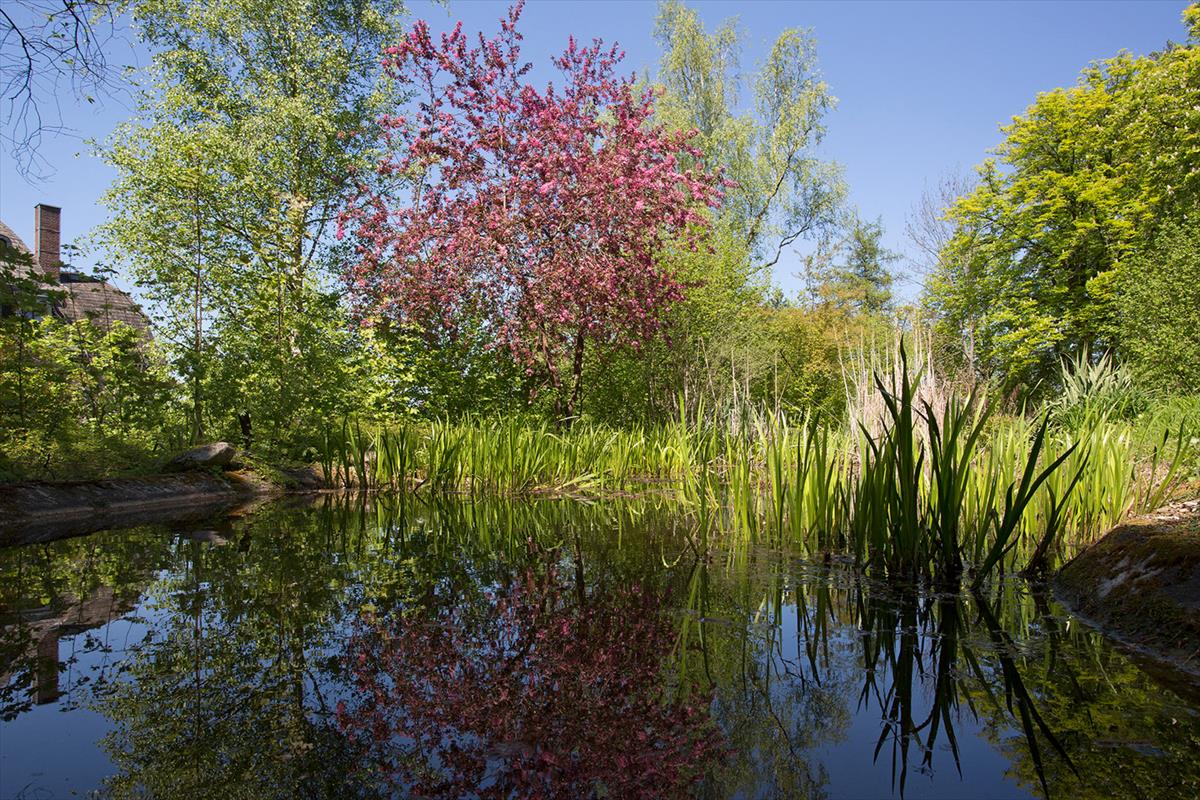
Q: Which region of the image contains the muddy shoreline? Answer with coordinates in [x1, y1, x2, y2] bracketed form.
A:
[1055, 499, 1200, 683]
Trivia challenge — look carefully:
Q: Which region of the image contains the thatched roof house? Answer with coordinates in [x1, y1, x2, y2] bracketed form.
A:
[0, 205, 147, 331]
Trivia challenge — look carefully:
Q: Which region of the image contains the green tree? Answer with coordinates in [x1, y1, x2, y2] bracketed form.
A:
[927, 6, 1200, 390]
[0, 244, 179, 478]
[653, 0, 844, 271]
[100, 0, 408, 452]
[1117, 221, 1200, 393]
[584, 1, 847, 424]
[0, 246, 65, 440]
[582, 227, 769, 423]
[752, 304, 848, 419]
[811, 215, 897, 315]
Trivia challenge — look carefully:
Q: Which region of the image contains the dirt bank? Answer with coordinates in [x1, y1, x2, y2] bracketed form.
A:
[1055, 498, 1200, 679]
[0, 470, 291, 546]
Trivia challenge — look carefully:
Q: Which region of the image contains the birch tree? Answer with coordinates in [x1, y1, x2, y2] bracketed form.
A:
[100, 0, 407, 449]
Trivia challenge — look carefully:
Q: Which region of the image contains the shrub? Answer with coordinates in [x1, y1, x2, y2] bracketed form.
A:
[1117, 221, 1200, 394]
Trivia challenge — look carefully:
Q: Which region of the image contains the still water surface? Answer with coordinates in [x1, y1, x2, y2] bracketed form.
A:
[1, 496, 1198, 799]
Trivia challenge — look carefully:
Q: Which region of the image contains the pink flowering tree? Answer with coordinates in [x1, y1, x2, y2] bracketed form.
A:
[340, 2, 721, 420]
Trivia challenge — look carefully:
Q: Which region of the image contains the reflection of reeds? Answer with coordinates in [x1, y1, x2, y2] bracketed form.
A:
[672, 545, 1082, 798]
[857, 583, 1076, 798]
[305, 491, 1156, 798]
[315, 345, 1191, 580]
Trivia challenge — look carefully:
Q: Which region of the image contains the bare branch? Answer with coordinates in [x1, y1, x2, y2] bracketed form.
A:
[0, 1, 127, 179]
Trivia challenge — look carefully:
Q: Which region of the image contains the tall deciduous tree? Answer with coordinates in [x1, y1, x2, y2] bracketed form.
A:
[585, 1, 847, 425]
[0, 0, 125, 176]
[927, 5, 1200, 390]
[100, 0, 408, 449]
[653, 0, 844, 271]
[341, 2, 722, 421]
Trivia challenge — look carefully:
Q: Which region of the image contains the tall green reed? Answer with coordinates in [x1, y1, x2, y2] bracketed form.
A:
[313, 344, 1189, 584]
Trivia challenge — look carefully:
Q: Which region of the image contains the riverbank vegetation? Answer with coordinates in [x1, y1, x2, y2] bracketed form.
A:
[313, 344, 1194, 580]
[2, 2, 1198, 577]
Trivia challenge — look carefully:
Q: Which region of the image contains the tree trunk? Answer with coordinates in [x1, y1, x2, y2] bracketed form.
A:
[192, 191, 205, 445]
[564, 329, 586, 425]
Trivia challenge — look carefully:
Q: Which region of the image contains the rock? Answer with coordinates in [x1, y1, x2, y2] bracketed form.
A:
[280, 466, 326, 490]
[0, 473, 248, 545]
[163, 442, 237, 472]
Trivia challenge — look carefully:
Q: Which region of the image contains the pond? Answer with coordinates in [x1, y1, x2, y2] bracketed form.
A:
[1, 495, 1198, 799]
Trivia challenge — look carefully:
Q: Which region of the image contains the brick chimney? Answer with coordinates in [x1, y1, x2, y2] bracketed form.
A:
[34, 203, 62, 281]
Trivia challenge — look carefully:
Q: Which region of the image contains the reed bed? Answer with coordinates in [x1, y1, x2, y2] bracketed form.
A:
[316, 350, 1193, 581]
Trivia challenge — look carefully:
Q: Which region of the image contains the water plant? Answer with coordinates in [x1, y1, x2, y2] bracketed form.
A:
[1051, 350, 1146, 429]
[843, 348, 1077, 582]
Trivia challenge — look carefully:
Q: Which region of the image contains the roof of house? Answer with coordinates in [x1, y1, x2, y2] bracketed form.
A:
[0, 219, 36, 279]
[0, 219, 31, 252]
[57, 272, 149, 331]
[0, 217, 148, 332]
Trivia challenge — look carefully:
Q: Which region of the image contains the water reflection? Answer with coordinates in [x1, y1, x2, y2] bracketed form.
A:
[0, 584, 133, 713]
[0, 496, 1197, 799]
[337, 542, 722, 797]
[0, 529, 166, 722]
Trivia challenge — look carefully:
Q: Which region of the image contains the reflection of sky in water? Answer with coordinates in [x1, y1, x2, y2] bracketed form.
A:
[2, 615, 152, 798]
[772, 601, 1033, 800]
[0, 497, 1197, 799]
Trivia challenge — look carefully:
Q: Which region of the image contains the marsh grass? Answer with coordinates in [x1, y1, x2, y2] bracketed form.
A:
[315, 347, 1193, 581]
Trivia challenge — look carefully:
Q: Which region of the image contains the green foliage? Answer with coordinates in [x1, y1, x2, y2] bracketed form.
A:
[1049, 350, 1147, 429]
[0, 249, 181, 480]
[580, 1, 851, 427]
[377, 318, 530, 420]
[313, 342, 1190, 583]
[582, 223, 766, 424]
[806, 215, 898, 315]
[751, 305, 848, 419]
[653, 0, 844, 268]
[927, 8, 1200, 390]
[0, 316, 182, 480]
[98, 0, 408, 454]
[1116, 221, 1200, 393]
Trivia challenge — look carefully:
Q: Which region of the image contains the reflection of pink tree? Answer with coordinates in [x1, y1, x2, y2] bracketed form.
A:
[336, 562, 723, 798]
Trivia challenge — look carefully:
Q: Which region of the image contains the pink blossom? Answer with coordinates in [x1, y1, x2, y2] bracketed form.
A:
[338, 1, 722, 410]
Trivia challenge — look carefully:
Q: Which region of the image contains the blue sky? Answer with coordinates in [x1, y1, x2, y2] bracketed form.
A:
[0, 0, 1190, 301]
